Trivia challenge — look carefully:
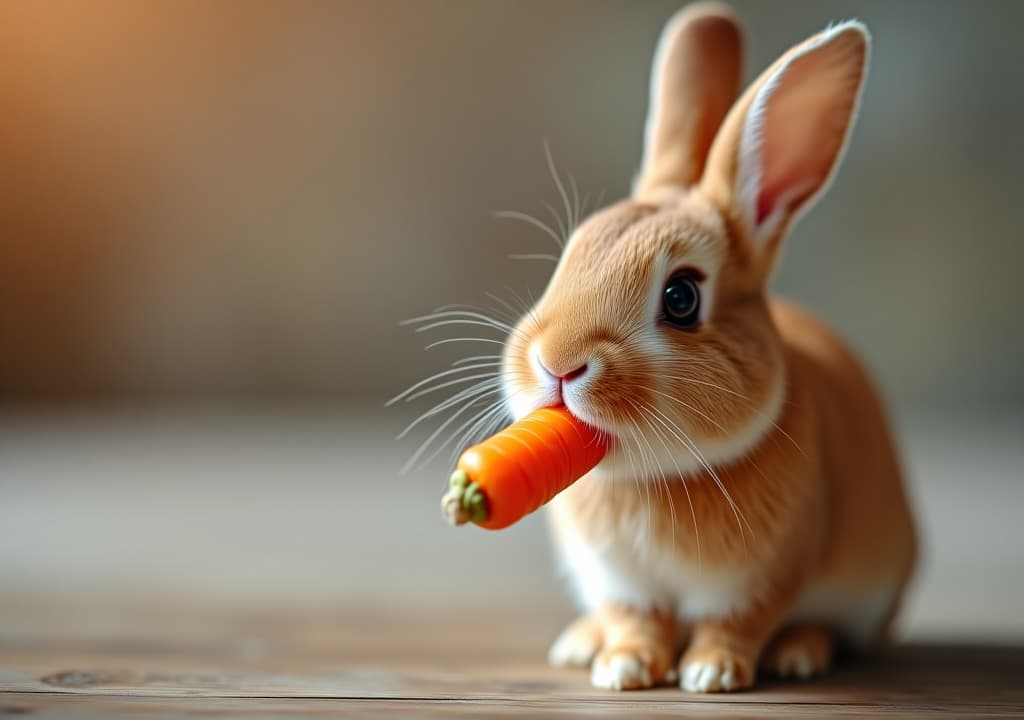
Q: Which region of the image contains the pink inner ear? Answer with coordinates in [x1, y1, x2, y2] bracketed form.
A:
[757, 162, 816, 224]
[750, 30, 864, 229]
[756, 188, 780, 225]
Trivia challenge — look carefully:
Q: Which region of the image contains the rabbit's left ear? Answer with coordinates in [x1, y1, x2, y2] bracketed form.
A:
[701, 21, 870, 259]
[633, 3, 744, 200]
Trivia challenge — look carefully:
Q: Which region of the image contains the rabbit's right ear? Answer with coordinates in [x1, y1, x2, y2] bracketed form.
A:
[633, 3, 743, 200]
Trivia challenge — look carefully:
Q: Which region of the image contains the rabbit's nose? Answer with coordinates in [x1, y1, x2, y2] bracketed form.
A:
[539, 358, 588, 382]
[533, 343, 590, 383]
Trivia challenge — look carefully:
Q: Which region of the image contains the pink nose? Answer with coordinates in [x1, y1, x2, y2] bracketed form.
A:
[539, 359, 588, 382]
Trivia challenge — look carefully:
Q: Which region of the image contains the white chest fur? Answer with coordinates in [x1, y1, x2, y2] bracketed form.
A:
[550, 496, 756, 621]
[550, 494, 896, 644]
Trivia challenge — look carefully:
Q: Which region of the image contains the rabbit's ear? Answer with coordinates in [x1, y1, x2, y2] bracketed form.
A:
[633, 3, 743, 199]
[701, 21, 869, 258]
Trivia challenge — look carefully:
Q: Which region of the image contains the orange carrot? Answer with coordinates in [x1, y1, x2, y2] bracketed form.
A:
[441, 407, 608, 530]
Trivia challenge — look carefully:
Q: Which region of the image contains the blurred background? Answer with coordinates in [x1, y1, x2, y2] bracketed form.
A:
[1, 0, 1022, 642]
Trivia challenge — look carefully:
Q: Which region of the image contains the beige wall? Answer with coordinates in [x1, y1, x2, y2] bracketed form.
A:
[1, 0, 1022, 411]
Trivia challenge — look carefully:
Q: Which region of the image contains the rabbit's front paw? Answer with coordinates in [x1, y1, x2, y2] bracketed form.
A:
[591, 645, 673, 690]
[679, 644, 755, 693]
[548, 615, 602, 668]
[761, 624, 834, 679]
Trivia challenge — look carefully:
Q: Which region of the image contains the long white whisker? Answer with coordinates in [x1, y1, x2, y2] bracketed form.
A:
[504, 286, 543, 332]
[387, 363, 501, 406]
[544, 139, 574, 246]
[625, 420, 654, 548]
[401, 394, 498, 474]
[403, 310, 515, 333]
[446, 395, 516, 468]
[617, 421, 643, 511]
[412, 319, 520, 340]
[452, 355, 502, 366]
[509, 253, 560, 263]
[401, 372, 507, 405]
[543, 202, 568, 245]
[638, 401, 700, 565]
[659, 371, 807, 459]
[432, 302, 520, 325]
[417, 396, 514, 471]
[568, 171, 580, 232]
[630, 403, 667, 548]
[494, 210, 563, 249]
[646, 386, 729, 434]
[425, 337, 506, 350]
[396, 382, 505, 440]
[634, 402, 681, 555]
[644, 399, 753, 548]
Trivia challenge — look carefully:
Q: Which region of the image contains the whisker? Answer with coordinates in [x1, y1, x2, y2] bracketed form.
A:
[416, 395, 516, 471]
[543, 202, 568, 245]
[543, 139, 574, 246]
[425, 337, 507, 350]
[625, 421, 654, 548]
[630, 403, 667, 544]
[401, 393, 501, 475]
[386, 363, 501, 406]
[484, 291, 538, 336]
[403, 370, 522, 404]
[632, 405, 674, 540]
[411, 319, 524, 342]
[643, 399, 753, 549]
[445, 389, 523, 468]
[396, 382, 505, 440]
[659, 370, 807, 459]
[503, 286, 543, 332]
[452, 355, 502, 366]
[431, 302, 520, 326]
[646, 386, 729, 434]
[509, 253, 560, 263]
[567, 171, 581, 232]
[402, 310, 515, 333]
[494, 210, 563, 249]
[616, 422, 643, 511]
[638, 401, 699, 565]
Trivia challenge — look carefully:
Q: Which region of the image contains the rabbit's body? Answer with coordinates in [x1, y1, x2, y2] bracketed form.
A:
[495, 2, 917, 692]
[548, 299, 915, 654]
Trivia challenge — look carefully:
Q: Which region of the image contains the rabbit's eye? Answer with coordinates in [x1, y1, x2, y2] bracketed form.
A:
[662, 272, 701, 329]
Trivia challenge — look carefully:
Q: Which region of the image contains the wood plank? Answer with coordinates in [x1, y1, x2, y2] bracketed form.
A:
[0, 693, 1021, 719]
[2, 607, 1023, 717]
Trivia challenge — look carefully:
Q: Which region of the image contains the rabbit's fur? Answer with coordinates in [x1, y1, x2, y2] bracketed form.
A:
[500, 3, 917, 692]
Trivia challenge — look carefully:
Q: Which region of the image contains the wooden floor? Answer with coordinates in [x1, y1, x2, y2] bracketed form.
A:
[2, 603, 1023, 718]
[1, 409, 1022, 717]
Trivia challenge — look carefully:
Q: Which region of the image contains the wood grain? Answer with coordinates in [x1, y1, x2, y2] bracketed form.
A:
[1, 604, 1022, 718]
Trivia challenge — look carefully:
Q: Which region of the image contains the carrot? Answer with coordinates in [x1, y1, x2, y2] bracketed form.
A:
[440, 407, 608, 530]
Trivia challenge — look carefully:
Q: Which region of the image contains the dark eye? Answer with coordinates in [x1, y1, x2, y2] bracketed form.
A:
[662, 272, 701, 329]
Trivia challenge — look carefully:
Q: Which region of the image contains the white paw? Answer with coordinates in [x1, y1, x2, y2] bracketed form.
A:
[548, 630, 600, 668]
[681, 659, 741, 693]
[591, 652, 652, 691]
[773, 647, 814, 679]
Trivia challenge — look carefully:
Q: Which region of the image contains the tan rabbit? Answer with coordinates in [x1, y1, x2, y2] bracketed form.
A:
[499, 3, 917, 693]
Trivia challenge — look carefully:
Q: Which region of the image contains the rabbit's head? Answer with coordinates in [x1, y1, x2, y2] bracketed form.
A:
[503, 4, 869, 476]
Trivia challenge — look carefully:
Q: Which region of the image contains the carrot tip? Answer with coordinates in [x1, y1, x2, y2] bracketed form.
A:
[450, 468, 469, 493]
[441, 488, 469, 526]
[464, 481, 488, 523]
[441, 470, 489, 527]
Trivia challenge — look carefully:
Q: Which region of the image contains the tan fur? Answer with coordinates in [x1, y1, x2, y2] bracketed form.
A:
[499, 4, 916, 693]
[762, 622, 835, 678]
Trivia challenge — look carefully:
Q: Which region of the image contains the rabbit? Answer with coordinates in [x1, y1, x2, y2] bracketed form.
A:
[498, 2, 918, 693]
